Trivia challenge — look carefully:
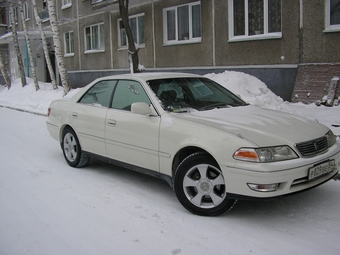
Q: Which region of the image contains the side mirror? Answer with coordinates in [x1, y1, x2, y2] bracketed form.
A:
[131, 102, 152, 115]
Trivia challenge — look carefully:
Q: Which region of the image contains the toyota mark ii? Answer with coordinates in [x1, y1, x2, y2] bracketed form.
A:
[46, 73, 340, 216]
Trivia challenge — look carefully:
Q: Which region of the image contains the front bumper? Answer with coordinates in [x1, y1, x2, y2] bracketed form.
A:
[221, 144, 340, 199]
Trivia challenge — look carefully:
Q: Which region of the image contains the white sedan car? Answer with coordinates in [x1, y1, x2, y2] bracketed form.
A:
[46, 73, 340, 216]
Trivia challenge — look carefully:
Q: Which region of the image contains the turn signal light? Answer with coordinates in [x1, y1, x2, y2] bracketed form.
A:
[233, 148, 259, 162]
[247, 183, 279, 192]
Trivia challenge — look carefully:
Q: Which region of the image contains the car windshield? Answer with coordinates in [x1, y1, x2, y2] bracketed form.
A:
[147, 77, 247, 112]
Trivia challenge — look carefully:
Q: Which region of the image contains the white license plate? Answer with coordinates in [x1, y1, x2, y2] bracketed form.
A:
[308, 160, 336, 180]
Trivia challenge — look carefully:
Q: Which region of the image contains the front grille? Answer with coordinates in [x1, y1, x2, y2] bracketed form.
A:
[295, 136, 328, 157]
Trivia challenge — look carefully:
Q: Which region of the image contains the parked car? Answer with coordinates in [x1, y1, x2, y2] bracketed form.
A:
[46, 73, 340, 216]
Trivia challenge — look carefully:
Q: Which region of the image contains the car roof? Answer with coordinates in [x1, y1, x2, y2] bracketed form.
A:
[93, 72, 202, 83]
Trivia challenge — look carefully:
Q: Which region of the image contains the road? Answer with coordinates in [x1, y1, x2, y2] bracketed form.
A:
[0, 107, 339, 255]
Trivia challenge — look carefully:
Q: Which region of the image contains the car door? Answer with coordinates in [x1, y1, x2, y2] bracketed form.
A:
[69, 80, 117, 157]
[105, 79, 160, 172]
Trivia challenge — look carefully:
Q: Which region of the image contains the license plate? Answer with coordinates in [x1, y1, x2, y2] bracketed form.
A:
[308, 160, 336, 180]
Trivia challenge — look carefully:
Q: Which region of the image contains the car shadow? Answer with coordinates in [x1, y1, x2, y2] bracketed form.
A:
[227, 180, 339, 220]
[79, 158, 339, 218]
[83, 158, 176, 198]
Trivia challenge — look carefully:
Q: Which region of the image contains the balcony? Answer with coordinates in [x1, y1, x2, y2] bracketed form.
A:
[38, 9, 49, 21]
[91, 0, 118, 7]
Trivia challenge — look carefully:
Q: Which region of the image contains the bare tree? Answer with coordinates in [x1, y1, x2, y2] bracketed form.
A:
[48, 0, 71, 95]
[118, 0, 141, 73]
[10, 1, 27, 87]
[19, 0, 39, 90]
[0, 47, 11, 89]
[32, 0, 57, 89]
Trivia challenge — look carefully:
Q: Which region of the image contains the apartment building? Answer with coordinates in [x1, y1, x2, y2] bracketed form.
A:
[0, 0, 339, 102]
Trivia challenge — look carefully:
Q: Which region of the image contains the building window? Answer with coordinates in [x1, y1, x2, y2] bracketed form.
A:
[62, 0, 72, 9]
[0, 6, 6, 25]
[118, 14, 145, 48]
[9, 7, 18, 26]
[325, 0, 340, 32]
[85, 23, 105, 52]
[163, 1, 201, 45]
[23, 1, 29, 21]
[64, 31, 74, 56]
[228, 0, 282, 42]
[39, 0, 49, 21]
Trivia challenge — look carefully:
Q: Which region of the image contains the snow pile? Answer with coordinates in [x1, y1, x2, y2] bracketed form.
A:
[0, 78, 80, 115]
[205, 71, 293, 113]
[205, 71, 340, 134]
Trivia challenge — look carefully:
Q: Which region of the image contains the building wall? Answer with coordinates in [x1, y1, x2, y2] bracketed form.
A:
[110, 3, 155, 69]
[153, 0, 214, 68]
[26, 39, 47, 82]
[214, 1, 301, 66]
[302, 0, 340, 63]
[62, 20, 80, 71]
[80, 12, 111, 70]
[292, 0, 340, 103]
[292, 64, 340, 103]
[2, 0, 339, 103]
[65, 0, 300, 101]
[0, 44, 8, 84]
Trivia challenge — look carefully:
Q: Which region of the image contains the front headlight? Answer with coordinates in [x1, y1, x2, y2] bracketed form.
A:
[234, 146, 298, 163]
[325, 130, 337, 148]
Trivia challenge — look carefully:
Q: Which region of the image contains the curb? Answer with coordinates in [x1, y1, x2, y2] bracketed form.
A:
[0, 105, 48, 117]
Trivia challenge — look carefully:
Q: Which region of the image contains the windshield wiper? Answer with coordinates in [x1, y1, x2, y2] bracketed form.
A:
[199, 103, 231, 111]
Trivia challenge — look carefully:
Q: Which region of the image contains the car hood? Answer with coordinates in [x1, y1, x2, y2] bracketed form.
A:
[173, 105, 329, 147]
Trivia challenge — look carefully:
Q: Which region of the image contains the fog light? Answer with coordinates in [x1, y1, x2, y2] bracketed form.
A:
[247, 183, 279, 192]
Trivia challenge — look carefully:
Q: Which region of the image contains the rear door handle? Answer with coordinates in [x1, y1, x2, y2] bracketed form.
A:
[107, 120, 116, 127]
[71, 112, 78, 118]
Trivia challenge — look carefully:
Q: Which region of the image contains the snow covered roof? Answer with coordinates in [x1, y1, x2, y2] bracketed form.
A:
[0, 31, 54, 45]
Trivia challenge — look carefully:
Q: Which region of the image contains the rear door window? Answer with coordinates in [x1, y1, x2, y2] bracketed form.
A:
[79, 80, 117, 108]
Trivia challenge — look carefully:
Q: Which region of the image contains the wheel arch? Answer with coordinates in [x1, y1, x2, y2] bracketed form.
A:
[172, 146, 219, 178]
[59, 124, 74, 145]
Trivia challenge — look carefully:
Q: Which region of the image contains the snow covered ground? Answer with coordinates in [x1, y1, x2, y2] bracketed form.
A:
[0, 71, 340, 254]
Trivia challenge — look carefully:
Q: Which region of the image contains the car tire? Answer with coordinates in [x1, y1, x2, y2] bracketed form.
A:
[174, 152, 236, 216]
[62, 127, 89, 168]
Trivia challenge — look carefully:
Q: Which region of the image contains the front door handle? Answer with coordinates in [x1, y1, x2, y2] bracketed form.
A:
[71, 112, 78, 118]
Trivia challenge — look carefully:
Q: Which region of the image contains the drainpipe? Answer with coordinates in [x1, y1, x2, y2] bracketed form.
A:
[25, 39, 30, 77]
[152, 0, 156, 68]
[212, 0, 215, 67]
[299, 0, 304, 64]
[77, 0, 81, 70]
